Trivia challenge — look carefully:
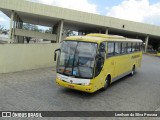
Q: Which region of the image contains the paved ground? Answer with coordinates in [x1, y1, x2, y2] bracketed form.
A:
[0, 54, 160, 120]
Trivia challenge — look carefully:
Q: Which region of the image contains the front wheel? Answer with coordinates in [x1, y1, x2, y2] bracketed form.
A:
[102, 76, 110, 90]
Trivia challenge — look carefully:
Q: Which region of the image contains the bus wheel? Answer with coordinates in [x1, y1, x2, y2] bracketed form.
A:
[131, 65, 135, 76]
[102, 75, 110, 90]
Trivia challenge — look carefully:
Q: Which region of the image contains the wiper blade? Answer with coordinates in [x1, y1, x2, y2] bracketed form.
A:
[77, 56, 81, 77]
[63, 56, 70, 74]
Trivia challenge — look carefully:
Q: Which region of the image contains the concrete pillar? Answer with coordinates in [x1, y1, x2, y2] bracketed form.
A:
[9, 10, 15, 43]
[12, 13, 17, 43]
[15, 14, 19, 43]
[13, 13, 24, 43]
[18, 20, 24, 43]
[17, 16, 24, 43]
[105, 27, 109, 34]
[57, 20, 64, 43]
[145, 35, 149, 53]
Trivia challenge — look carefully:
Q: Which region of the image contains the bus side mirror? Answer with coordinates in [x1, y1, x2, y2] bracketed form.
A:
[99, 44, 106, 53]
[54, 53, 57, 61]
[54, 49, 60, 61]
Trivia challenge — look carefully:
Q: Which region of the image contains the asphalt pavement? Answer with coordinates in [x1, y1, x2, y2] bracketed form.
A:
[0, 54, 160, 120]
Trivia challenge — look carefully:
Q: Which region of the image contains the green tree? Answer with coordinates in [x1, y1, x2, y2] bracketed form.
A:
[63, 29, 74, 36]
[23, 23, 39, 31]
[45, 28, 52, 33]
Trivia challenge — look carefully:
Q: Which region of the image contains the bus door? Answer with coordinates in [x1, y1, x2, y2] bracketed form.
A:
[94, 42, 106, 88]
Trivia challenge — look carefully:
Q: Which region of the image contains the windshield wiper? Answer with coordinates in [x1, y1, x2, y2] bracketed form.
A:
[77, 56, 81, 77]
[63, 56, 70, 75]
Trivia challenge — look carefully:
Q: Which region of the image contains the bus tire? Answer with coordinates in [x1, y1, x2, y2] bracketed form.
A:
[102, 75, 111, 90]
[130, 65, 135, 76]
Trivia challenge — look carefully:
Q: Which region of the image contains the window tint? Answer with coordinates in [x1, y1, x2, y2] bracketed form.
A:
[106, 41, 141, 57]
[139, 43, 142, 51]
[95, 42, 106, 77]
[122, 42, 127, 54]
[115, 42, 121, 55]
[99, 42, 106, 52]
[132, 43, 136, 52]
[99, 42, 106, 58]
[107, 42, 114, 56]
[135, 43, 140, 51]
[127, 42, 132, 53]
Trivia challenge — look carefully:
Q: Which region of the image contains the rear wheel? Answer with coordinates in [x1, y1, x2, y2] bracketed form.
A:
[102, 75, 111, 90]
[131, 65, 135, 76]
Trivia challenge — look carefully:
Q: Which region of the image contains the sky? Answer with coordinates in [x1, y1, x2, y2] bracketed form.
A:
[0, 0, 160, 29]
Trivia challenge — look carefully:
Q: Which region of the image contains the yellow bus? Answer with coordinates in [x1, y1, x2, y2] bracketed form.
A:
[54, 33, 143, 93]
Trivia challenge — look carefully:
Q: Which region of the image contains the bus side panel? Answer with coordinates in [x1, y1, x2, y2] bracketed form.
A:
[109, 52, 142, 83]
[91, 52, 142, 91]
[113, 55, 129, 79]
[126, 53, 134, 73]
[117, 52, 142, 77]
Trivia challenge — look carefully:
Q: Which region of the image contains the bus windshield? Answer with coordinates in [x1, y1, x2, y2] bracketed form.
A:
[57, 41, 97, 79]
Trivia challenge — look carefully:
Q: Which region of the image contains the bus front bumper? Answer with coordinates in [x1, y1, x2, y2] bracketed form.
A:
[56, 78, 95, 93]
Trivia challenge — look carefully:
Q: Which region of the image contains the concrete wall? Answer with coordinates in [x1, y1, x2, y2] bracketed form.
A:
[0, 43, 60, 73]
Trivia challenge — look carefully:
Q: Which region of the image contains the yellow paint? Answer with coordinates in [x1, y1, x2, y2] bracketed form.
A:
[56, 34, 142, 93]
[56, 79, 94, 93]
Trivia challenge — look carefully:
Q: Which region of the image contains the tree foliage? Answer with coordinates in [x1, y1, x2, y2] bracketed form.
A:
[0, 25, 8, 34]
[45, 28, 52, 33]
[23, 23, 39, 31]
[63, 29, 74, 36]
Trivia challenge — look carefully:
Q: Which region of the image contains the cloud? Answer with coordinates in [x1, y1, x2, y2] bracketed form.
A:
[0, 17, 6, 22]
[0, 12, 7, 23]
[28, 0, 98, 14]
[0, 12, 6, 22]
[0, 12, 10, 29]
[106, 0, 160, 25]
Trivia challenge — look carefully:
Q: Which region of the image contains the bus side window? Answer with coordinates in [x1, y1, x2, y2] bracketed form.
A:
[135, 43, 140, 51]
[107, 42, 114, 57]
[127, 42, 132, 53]
[95, 42, 106, 77]
[115, 42, 121, 55]
[132, 43, 135, 52]
[99, 42, 106, 59]
[122, 42, 127, 54]
[140, 43, 143, 51]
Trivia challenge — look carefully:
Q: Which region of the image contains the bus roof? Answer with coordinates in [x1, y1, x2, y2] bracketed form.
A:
[65, 33, 143, 44]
